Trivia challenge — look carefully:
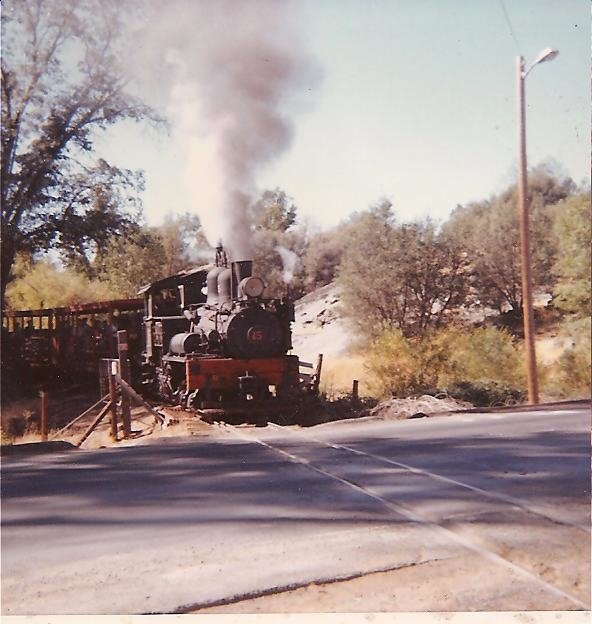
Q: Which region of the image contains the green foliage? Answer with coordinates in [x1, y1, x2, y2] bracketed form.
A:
[252, 227, 308, 299]
[551, 193, 591, 315]
[543, 317, 591, 399]
[54, 162, 145, 277]
[308, 392, 378, 425]
[1, 0, 160, 303]
[366, 326, 525, 403]
[5, 256, 113, 310]
[338, 202, 470, 336]
[159, 212, 212, 275]
[444, 163, 576, 313]
[251, 188, 297, 232]
[247, 188, 309, 298]
[94, 229, 168, 298]
[447, 196, 522, 312]
[302, 225, 349, 290]
[439, 326, 526, 388]
[365, 329, 427, 397]
[528, 163, 576, 282]
[444, 382, 526, 407]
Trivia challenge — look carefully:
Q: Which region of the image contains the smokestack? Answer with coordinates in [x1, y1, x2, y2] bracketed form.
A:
[231, 260, 253, 299]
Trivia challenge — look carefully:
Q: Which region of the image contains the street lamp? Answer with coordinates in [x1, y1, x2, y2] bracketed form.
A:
[516, 47, 559, 405]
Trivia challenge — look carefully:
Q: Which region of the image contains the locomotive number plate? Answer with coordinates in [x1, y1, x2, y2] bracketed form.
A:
[247, 327, 265, 343]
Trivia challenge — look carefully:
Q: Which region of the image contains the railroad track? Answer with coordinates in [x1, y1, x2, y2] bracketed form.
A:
[49, 395, 111, 440]
[220, 421, 590, 610]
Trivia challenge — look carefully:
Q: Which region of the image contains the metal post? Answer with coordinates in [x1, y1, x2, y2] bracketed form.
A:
[117, 330, 132, 438]
[40, 391, 48, 442]
[517, 56, 539, 405]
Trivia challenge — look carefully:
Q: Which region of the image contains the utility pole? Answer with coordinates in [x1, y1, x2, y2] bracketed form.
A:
[516, 55, 539, 405]
[515, 48, 558, 405]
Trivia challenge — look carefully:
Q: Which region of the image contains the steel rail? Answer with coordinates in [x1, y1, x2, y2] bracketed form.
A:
[49, 394, 110, 440]
[268, 423, 591, 534]
[224, 423, 589, 610]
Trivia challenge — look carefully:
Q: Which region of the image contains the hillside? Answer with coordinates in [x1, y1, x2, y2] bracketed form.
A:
[290, 282, 582, 401]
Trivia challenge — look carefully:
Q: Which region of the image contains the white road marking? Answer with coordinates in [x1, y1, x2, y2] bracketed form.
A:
[226, 424, 589, 610]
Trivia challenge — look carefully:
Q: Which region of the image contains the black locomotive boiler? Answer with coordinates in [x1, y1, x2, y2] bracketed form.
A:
[139, 247, 307, 417]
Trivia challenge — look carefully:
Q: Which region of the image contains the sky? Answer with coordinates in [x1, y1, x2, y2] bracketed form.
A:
[95, 0, 590, 234]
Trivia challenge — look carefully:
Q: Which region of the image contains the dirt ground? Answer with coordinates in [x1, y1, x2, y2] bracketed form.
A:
[0, 390, 472, 450]
[0, 390, 218, 449]
[190, 557, 568, 613]
[192, 521, 589, 613]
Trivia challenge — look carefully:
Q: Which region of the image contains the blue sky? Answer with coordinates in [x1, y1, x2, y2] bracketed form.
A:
[96, 0, 589, 231]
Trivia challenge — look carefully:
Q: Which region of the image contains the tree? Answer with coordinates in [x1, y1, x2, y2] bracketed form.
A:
[551, 192, 591, 315]
[1, 0, 159, 304]
[159, 212, 211, 276]
[444, 163, 576, 313]
[252, 227, 308, 299]
[5, 255, 113, 309]
[448, 195, 523, 313]
[247, 188, 309, 298]
[339, 202, 470, 337]
[94, 229, 168, 298]
[251, 188, 297, 232]
[302, 224, 350, 291]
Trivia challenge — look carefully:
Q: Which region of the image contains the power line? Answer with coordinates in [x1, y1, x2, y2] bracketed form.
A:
[499, 0, 522, 54]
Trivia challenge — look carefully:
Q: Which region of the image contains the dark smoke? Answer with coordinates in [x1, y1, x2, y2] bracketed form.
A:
[133, 0, 320, 260]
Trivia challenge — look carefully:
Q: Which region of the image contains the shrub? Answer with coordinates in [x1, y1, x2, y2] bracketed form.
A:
[543, 317, 591, 399]
[440, 326, 525, 388]
[366, 326, 526, 403]
[365, 329, 427, 397]
[445, 382, 525, 407]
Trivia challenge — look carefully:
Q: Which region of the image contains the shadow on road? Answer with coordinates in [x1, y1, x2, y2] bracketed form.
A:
[2, 425, 590, 530]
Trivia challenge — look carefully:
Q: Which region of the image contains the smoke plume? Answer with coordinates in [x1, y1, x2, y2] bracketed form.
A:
[133, 1, 319, 260]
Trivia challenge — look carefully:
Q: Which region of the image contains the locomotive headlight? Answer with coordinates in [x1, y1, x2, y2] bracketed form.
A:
[240, 276, 265, 298]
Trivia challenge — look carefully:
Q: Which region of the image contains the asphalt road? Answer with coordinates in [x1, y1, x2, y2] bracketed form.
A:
[2, 402, 590, 614]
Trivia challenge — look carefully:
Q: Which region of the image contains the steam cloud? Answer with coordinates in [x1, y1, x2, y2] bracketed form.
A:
[275, 245, 299, 284]
[134, 0, 319, 260]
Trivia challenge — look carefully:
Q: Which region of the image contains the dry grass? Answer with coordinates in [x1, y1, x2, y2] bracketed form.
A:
[319, 353, 372, 398]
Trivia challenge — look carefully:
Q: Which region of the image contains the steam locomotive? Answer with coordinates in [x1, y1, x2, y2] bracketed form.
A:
[139, 246, 306, 417]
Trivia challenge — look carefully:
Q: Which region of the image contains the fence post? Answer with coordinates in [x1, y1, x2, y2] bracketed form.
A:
[352, 379, 359, 401]
[109, 361, 118, 440]
[313, 354, 323, 394]
[117, 331, 132, 438]
[40, 391, 48, 442]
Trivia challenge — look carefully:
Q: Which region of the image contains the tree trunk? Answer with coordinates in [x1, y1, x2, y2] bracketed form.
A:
[1, 227, 17, 309]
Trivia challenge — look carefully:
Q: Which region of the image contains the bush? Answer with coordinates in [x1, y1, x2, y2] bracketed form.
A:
[445, 382, 525, 407]
[543, 317, 591, 399]
[302, 392, 378, 426]
[440, 326, 525, 388]
[365, 329, 427, 397]
[366, 326, 526, 402]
